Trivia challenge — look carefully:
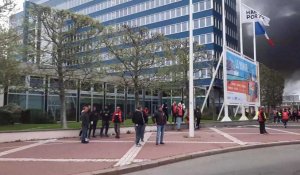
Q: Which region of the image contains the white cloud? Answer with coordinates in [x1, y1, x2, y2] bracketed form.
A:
[284, 70, 300, 95]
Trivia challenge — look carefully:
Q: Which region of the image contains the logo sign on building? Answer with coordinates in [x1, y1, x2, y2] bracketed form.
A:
[225, 50, 260, 106]
[241, 3, 270, 26]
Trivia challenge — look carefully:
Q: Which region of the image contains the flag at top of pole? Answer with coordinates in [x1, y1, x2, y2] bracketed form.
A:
[241, 3, 270, 26]
[255, 21, 274, 47]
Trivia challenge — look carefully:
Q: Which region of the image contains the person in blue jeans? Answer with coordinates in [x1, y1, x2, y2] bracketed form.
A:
[153, 105, 167, 145]
[81, 106, 90, 144]
[132, 106, 145, 147]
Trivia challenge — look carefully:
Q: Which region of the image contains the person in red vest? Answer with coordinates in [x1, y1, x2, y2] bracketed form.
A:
[258, 107, 268, 134]
[282, 109, 289, 128]
[176, 103, 184, 131]
[172, 101, 177, 124]
[112, 106, 123, 138]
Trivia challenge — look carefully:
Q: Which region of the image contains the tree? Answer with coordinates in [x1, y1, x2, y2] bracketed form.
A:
[0, 0, 15, 20]
[161, 39, 210, 108]
[102, 25, 168, 107]
[0, 0, 25, 105]
[28, 4, 104, 128]
[260, 63, 284, 110]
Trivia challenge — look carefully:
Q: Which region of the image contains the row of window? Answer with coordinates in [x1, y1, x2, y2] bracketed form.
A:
[112, 3, 213, 30]
[213, 1, 237, 25]
[95, 0, 182, 23]
[75, 0, 132, 15]
[55, 0, 93, 10]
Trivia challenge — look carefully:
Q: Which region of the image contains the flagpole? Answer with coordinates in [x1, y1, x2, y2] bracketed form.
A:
[222, 0, 230, 121]
[188, 0, 194, 137]
[253, 22, 257, 62]
[252, 21, 259, 114]
[239, 0, 243, 55]
[239, 0, 247, 120]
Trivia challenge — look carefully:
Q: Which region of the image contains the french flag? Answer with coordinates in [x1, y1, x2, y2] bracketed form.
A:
[255, 21, 274, 47]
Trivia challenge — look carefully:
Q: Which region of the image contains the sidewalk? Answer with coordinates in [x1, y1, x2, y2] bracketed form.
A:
[0, 125, 300, 175]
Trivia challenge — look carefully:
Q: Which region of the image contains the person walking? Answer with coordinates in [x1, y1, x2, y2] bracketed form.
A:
[282, 109, 289, 128]
[132, 106, 145, 147]
[100, 105, 111, 137]
[258, 107, 268, 134]
[292, 109, 297, 122]
[153, 105, 167, 145]
[172, 101, 177, 124]
[176, 103, 184, 131]
[112, 106, 123, 139]
[81, 106, 90, 143]
[141, 107, 149, 142]
[194, 106, 202, 130]
[88, 106, 99, 138]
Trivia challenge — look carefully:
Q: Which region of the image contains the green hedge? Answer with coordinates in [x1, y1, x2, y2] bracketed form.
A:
[20, 109, 54, 124]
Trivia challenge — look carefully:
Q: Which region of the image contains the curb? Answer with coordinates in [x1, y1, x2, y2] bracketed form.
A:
[75, 141, 300, 175]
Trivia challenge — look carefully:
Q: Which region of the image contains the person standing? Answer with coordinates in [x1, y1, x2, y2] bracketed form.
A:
[132, 106, 145, 147]
[112, 106, 123, 139]
[162, 103, 169, 123]
[282, 109, 289, 128]
[292, 109, 297, 122]
[194, 106, 202, 130]
[258, 107, 268, 134]
[81, 106, 90, 143]
[172, 101, 177, 124]
[100, 105, 111, 137]
[141, 107, 149, 142]
[297, 109, 300, 122]
[153, 105, 167, 145]
[88, 106, 99, 138]
[176, 103, 184, 131]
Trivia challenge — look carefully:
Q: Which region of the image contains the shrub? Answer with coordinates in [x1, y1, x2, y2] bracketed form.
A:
[0, 103, 23, 125]
[20, 109, 54, 124]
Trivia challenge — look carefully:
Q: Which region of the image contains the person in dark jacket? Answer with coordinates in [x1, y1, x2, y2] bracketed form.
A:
[81, 106, 90, 143]
[141, 107, 149, 142]
[194, 106, 202, 129]
[100, 105, 111, 137]
[258, 107, 268, 134]
[153, 105, 167, 145]
[88, 106, 99, 138]
[132, 106, 145, 147]
[112, 106, 123, 139]
[162, 103, 169, 123]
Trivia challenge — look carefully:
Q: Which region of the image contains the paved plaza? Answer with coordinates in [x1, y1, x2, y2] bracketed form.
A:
[0, 125, 300, 175]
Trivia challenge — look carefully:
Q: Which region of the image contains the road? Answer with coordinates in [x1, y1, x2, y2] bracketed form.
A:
[126, 144, 300, 175]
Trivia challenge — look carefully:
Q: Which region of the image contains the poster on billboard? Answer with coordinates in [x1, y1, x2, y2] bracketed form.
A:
[225, 50, 260, 106]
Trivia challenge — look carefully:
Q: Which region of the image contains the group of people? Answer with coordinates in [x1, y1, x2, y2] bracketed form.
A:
[257, 107, 300, 135]
[80, 101, 203, 145]
[271, 108, 300, 128]
[171, 101, 202, 130]
[79, 105, 124, 144]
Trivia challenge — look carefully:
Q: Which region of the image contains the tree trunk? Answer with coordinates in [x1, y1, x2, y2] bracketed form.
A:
[134, 88, 139, 109]
[3, 85, 8, 106]
[57, 51, 67, 129]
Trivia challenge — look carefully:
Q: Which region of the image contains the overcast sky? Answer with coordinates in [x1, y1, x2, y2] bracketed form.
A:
[12, 0, 300, 94]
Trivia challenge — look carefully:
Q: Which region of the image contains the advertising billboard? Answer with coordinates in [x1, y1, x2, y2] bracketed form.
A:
[225, 50, 260, 105]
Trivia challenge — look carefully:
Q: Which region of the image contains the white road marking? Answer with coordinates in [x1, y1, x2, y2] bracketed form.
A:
[0, 158, 149, 163]
[114, 132, 152, 167]
[210, 128, 247, 146]
[0, 139, 57, 157]
[266, 127, 300, 135]
[147, 141, 236, 144]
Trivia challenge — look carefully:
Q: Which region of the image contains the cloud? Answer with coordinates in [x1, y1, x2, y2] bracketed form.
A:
[284, 70, 300, 95]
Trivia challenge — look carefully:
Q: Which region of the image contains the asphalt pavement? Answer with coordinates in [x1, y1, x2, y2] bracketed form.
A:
[125, 144, 300, 175]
